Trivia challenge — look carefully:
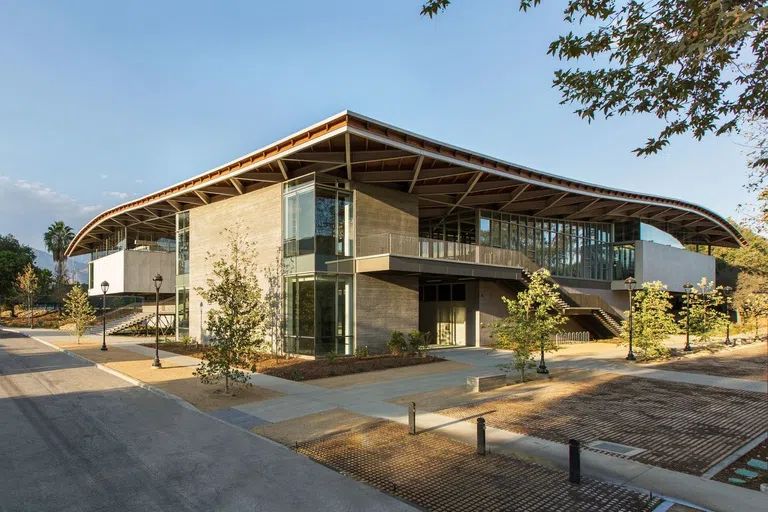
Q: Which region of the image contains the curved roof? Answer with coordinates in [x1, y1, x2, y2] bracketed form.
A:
[66, 110, 745, 256]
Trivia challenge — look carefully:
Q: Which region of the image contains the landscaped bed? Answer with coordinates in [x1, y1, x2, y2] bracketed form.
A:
[141, 342, 444, 381]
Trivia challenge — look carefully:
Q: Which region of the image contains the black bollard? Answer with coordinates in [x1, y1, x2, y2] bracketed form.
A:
[569, 439, 581, 484]
[408, 402, 416, 435]
[477, 417, 486, 455]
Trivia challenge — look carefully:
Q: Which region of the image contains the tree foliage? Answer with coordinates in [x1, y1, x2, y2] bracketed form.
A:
[0, 234, 35, 315]
[16, 263, 39, 328]
[680, 278, 729, 343]
[491, 269, 565, 382]
[63, 285, 95, 343]
[422, 1, 768, 170]
[194, 228, 267, 393]
[621, 281, 676, 359]
[740, 291, 768, 338]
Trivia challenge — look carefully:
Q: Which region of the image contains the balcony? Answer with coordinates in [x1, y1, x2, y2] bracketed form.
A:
[356, 233, 526, 280]
[88, 250, 176, 297]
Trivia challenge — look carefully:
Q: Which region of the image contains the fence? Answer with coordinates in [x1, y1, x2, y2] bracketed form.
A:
[552, 331, 591, 344]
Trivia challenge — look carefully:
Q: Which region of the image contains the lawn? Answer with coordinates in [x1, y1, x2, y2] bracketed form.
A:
[144, 342, 443, 381]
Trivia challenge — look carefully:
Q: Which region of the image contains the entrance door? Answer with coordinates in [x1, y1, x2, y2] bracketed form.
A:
[452, 305, 466, 346]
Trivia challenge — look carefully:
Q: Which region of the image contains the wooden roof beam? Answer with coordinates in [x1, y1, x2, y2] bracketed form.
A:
[498, 184, 530, 212]
[407, 156, 425, 193]
[447, 173, 483, 214]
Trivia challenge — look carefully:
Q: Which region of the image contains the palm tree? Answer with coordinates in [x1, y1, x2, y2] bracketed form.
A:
[43, 221, 74, 309]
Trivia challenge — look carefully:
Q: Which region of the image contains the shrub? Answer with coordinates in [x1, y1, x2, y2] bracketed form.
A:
[289, 369, 304, 381]
[180, 334, 194, 346]
[407, 330, 432, 356]
[388, 330, 408, 355]
[326, 350, 338, 365]
[355, 345, 370, 358]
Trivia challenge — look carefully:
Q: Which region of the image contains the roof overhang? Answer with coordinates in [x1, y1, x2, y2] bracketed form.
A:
[66, 110, 745, 256]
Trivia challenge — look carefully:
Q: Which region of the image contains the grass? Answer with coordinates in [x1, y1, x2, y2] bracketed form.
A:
[145, 342, 443, 381]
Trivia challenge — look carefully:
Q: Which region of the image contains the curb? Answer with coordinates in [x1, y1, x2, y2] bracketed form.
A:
[2, 328, 199, 413]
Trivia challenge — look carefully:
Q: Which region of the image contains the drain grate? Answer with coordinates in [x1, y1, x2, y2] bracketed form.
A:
[586, 440, 646, 457]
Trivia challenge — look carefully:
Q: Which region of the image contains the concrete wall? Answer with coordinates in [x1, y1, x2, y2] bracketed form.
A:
[611, 241, 716, 293]
[477, 280, 513, 346]
[188, 183, 282, 344]
[354, 182, 419, 241]
[88, 250, 175, 296]
[355, 274, 418, 353]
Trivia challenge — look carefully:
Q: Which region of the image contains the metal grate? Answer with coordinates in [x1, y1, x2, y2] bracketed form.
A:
[587, 440, 647, 457]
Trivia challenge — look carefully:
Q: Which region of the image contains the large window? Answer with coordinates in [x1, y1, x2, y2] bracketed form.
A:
[477, 211, 613, 280]
[176, 211, 190, 340]
[282, 176, 355, 356]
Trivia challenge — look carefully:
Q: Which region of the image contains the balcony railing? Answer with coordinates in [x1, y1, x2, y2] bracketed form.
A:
[358, 233, 529, 269]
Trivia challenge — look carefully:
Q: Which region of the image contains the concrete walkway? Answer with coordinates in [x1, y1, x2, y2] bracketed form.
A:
[13, 328, 768, 512]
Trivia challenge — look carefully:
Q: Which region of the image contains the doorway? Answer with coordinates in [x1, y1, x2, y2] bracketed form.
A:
[419, 283, 467, 346]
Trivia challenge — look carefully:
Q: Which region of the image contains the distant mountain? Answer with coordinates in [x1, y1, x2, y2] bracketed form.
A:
[32, 249, 89, 284]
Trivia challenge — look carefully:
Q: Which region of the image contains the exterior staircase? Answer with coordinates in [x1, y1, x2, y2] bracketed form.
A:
[89, 311, 157, 335]
[88, 297, 175, 336]
[516, 265, 624, 339]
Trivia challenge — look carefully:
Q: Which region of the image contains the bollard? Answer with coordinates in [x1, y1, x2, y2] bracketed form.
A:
[569, 439, 581, 484]
[408, 402, 416, 435]
[477, 417, 486, 455]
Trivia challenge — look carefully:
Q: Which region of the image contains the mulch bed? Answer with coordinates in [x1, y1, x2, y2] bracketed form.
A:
[713, 436, 768, 491]
[142, 342, 443, 381]
[0, 310, 64, 329]
[651, 342, 767, 381]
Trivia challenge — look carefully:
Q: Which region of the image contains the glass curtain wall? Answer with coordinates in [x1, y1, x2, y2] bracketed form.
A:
[478, 211, 613, 280]
[90, 229, 176, 260]
[283, 176, 355, 356]
[175, 212, 190, 340]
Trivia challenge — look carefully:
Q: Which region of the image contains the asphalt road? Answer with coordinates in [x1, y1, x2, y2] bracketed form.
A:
[0, 330, 413, 512]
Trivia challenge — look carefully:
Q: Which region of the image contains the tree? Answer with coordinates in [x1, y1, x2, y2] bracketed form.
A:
[194, 228, 267, 393]
[16, 263, 39, 328]
[0, 234, 35, 316]
[421, 1, 768, 172]
[740, 292, 768, 339]
[263, 249, 284, 360]
[490, 269, 565, 382]
[622, 281, 677, 359]
[63, 285, 95, 343]
[680, 278, 729, 344]
[44, 221, 75, 310]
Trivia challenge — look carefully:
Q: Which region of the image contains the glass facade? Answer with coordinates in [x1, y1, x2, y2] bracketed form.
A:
[90, 229, 175, 260]
[476, 211, 613, 280]
[175, 211, 190, 340]
[283, 175, 355, 356]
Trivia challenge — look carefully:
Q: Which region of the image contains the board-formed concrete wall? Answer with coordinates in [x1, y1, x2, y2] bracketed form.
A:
[89, 250, 175, 297]
[355, 274, 419, 353]
[188, 183, 282, 344]
[635, 241, 716, 293]
[354, 182, 419, 241]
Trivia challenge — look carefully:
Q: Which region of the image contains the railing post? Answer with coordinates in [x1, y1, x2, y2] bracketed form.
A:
[408, 402, 416, 435]
[569, 439, 581, 484]
[477, 417, 486, 455]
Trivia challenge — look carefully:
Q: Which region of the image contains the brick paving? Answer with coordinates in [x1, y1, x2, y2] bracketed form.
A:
[437, 373, 768, 475]
[651, 343, 767, 381]
[297, 421, 662, 512]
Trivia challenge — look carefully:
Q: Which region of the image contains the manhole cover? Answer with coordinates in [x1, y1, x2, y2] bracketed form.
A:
[586, 440, 646, 457]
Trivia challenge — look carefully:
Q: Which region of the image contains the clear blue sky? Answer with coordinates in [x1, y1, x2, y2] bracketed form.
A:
[0, 0, 754, 249]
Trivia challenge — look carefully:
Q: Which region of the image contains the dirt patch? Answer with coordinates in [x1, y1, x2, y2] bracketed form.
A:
[713, 435, 768, 491]
[296, 420, 661, 512]
[647, 342, 767, 381]
[311, 360, 471, 389]
[253, 409, 380, 446]
[147, 342, 444, 381]
[437, 373, 768, 476]
[58, 341, 282, 412]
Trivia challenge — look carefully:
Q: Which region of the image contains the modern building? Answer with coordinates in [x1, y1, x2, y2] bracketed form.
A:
[66, 111, 744, 355]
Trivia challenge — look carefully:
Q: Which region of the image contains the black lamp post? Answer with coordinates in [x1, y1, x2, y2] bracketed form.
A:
[624, 276, 637, 361]
[100, 281, 109, 351]
[152, 273, 163, 368]
[683, 282, 693, 352]
[723, 286, 733, 346]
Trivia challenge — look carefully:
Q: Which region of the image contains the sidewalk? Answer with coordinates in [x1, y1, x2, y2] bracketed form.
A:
[12, 327, 767, 512]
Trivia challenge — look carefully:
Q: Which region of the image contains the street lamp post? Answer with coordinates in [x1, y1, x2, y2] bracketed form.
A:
[683, 282, 693, 352]
[723, 286, 732, 346]
[152, 274, 163, 368]
[100, 281, 109, 351]
[624, 277, 637, 361]
[199, 301, 204, 343]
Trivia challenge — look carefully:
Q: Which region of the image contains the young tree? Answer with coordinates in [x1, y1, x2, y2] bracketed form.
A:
[16, 263, 39, 328]
[741, 292, 768, 340]
[0, 234, 35, 317]
[194, 228, 267, 393]
[491, 269, 565, 382]
[621, 281, 677, 360]
[63, 285, 95, 343]
[680, 278, 729, 344]
[263, 249, 284, 360]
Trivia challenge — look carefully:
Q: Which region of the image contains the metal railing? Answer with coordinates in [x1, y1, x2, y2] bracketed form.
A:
[551, 331, 591, 344]
[358, 233, 528, 268]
